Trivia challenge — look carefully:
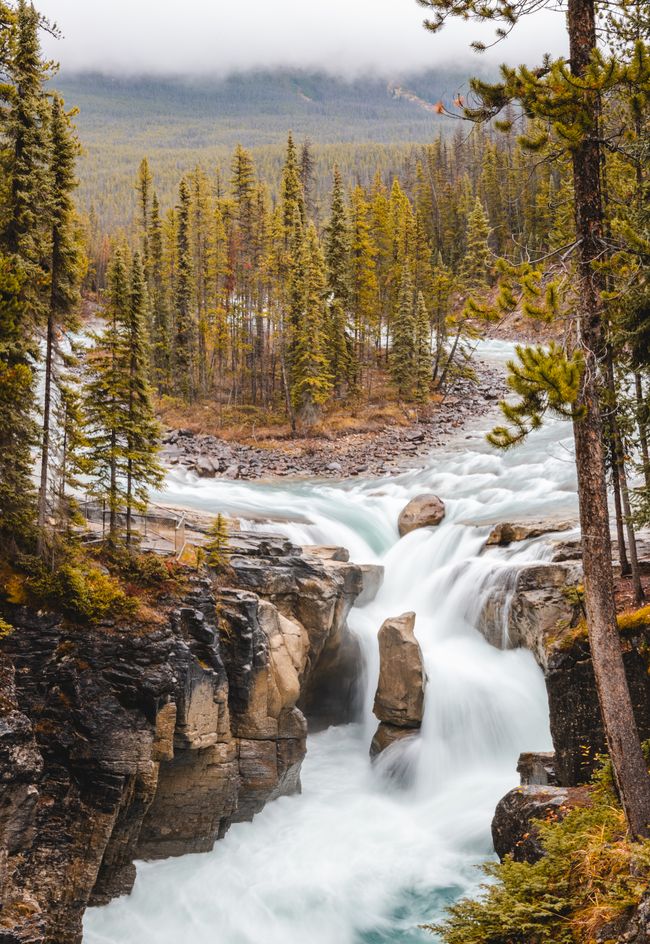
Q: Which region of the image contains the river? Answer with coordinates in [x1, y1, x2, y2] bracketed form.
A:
[84, 340, 578, 944]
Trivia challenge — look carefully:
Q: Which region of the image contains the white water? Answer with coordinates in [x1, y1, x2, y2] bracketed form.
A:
[84, 341, 578, 944]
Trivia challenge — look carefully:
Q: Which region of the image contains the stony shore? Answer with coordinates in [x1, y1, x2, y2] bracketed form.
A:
[161, 359, 508, 481]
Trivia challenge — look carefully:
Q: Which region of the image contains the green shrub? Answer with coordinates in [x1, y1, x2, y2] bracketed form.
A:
[427, 763, 650, 944]
[26, 558, 137, 624]
[104, 546, 172, 586]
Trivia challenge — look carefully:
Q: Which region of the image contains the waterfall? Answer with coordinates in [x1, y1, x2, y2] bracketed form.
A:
[84, 341, 578, 944]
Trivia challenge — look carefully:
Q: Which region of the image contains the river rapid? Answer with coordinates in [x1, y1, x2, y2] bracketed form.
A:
[84, 341, 578, 944]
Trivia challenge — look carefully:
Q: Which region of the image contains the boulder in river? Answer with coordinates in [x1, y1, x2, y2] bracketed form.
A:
[485, 518, 574, 547]
[372, 612, 426, 746]
[397, 494, 445, 537]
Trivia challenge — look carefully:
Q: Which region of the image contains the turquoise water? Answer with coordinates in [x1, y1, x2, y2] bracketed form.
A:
[85, 341, 577, 944]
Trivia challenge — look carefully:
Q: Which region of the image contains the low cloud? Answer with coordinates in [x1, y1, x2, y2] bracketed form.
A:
[38, 0, 566, 77]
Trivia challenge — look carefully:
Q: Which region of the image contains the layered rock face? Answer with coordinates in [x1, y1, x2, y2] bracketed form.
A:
[0, 532, 375, 944]
[370, 613, 426, 758]
[480, 552, 650, 788]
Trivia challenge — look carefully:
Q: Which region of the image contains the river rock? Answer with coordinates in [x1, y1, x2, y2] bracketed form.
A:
[369, 722, 417, 758]
[491, 784, 575, 863]
[398, 494, 445, 537]
[485, 518, 574, 547]
[373, 613, 426, 729]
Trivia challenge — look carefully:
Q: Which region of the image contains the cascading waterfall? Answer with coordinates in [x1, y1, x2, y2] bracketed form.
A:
[84, 341, 578, 944]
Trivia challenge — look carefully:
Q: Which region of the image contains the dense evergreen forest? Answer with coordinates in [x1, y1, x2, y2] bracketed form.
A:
[56, 68, 472, 231]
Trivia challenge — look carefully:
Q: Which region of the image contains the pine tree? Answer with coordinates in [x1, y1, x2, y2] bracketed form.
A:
[123, 251, 164, 544]
[174, 177, 195, 399]
[418, 0, 650, 836]
[413, 292, 433, 404]
[136, 157, 153, 271]
[0, 255, 37, 552]
[84, 247, 131, 541]
[290, 224, 333, 426]
[205, 513, 230, 572]
[390, 270, 416, 399]
[37, 95, 83, 551]
[462, 196, 491, 294]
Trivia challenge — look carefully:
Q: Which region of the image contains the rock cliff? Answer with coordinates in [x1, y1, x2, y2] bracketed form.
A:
[0, 531, 378, 944]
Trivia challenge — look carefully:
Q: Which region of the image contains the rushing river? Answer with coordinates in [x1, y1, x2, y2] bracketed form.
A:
[84, 341, 578, 944]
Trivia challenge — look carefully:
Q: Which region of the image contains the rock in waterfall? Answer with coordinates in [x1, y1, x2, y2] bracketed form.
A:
[371, 612, 426, 759]
[397, 494, 445, 537]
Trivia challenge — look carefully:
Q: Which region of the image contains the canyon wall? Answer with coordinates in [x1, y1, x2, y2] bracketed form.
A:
[0, 533, 379, 944]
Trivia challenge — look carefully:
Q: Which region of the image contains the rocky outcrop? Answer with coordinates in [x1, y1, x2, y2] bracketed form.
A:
[547, 622, 650, 786]
[0, 531, 370, 944]
[480, 558, 650, 787]
[398, 495, 445, 537]
[492, 783, 578, 863]
[371, 613, 426, 757]
[479, 561, 583, 669]
[227, 531, 380, 729]
[485, 518, 574, 547]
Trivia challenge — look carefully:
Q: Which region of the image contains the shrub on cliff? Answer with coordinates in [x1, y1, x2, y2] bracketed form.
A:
[5, 550, 138, 625]
[427, 759, 650, 944]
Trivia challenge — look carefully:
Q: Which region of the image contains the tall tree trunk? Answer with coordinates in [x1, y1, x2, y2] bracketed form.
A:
[37, 309, 55, 554]
[568, 0, 650, 839]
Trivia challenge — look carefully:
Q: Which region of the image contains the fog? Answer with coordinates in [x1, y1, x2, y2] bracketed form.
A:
[37, 0, 566, 77]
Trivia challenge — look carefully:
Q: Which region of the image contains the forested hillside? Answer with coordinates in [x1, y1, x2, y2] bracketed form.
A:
[56, 68, 477, 231]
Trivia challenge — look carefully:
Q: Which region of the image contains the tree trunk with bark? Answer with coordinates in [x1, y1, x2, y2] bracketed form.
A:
[568, 0, 650, 839]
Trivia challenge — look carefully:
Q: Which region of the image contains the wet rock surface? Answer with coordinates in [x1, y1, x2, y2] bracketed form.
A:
[0, 532, 369, 944]
[161, 365, 507, 482]
[397, 494, 446, 537]
[371, 613, 426, 758]
[492, 783, 577, 863]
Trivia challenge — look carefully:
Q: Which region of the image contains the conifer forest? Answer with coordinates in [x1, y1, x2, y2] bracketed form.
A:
[1, 1, 650, 943]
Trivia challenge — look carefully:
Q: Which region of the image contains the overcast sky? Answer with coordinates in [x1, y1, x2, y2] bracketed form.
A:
[37, 0, 567, 77]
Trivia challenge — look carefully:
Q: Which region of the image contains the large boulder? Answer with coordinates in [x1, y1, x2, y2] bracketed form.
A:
[485, 518, 574, 547]
[373, 612, 426, 729]
[492, 784, 576, 863]
[398, 495, 445, 537]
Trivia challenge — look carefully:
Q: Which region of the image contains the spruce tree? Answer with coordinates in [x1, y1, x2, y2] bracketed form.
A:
[123, 251, 164, 544]
[281, 132, 305, 244]
[174, 177, 196, 399]
[136, 157, 153, 271]
[390, 270, 416, 399]
[413, 292, 433, 404]
[84, 247, 131, 540]
[37, 95, 83, 551]
[205, 513, 230, 572]
[148, 192, 172, 391]
[0, 255, 37, 552]
[462, 196, 491, 294]
[290, 224, 333, 426]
